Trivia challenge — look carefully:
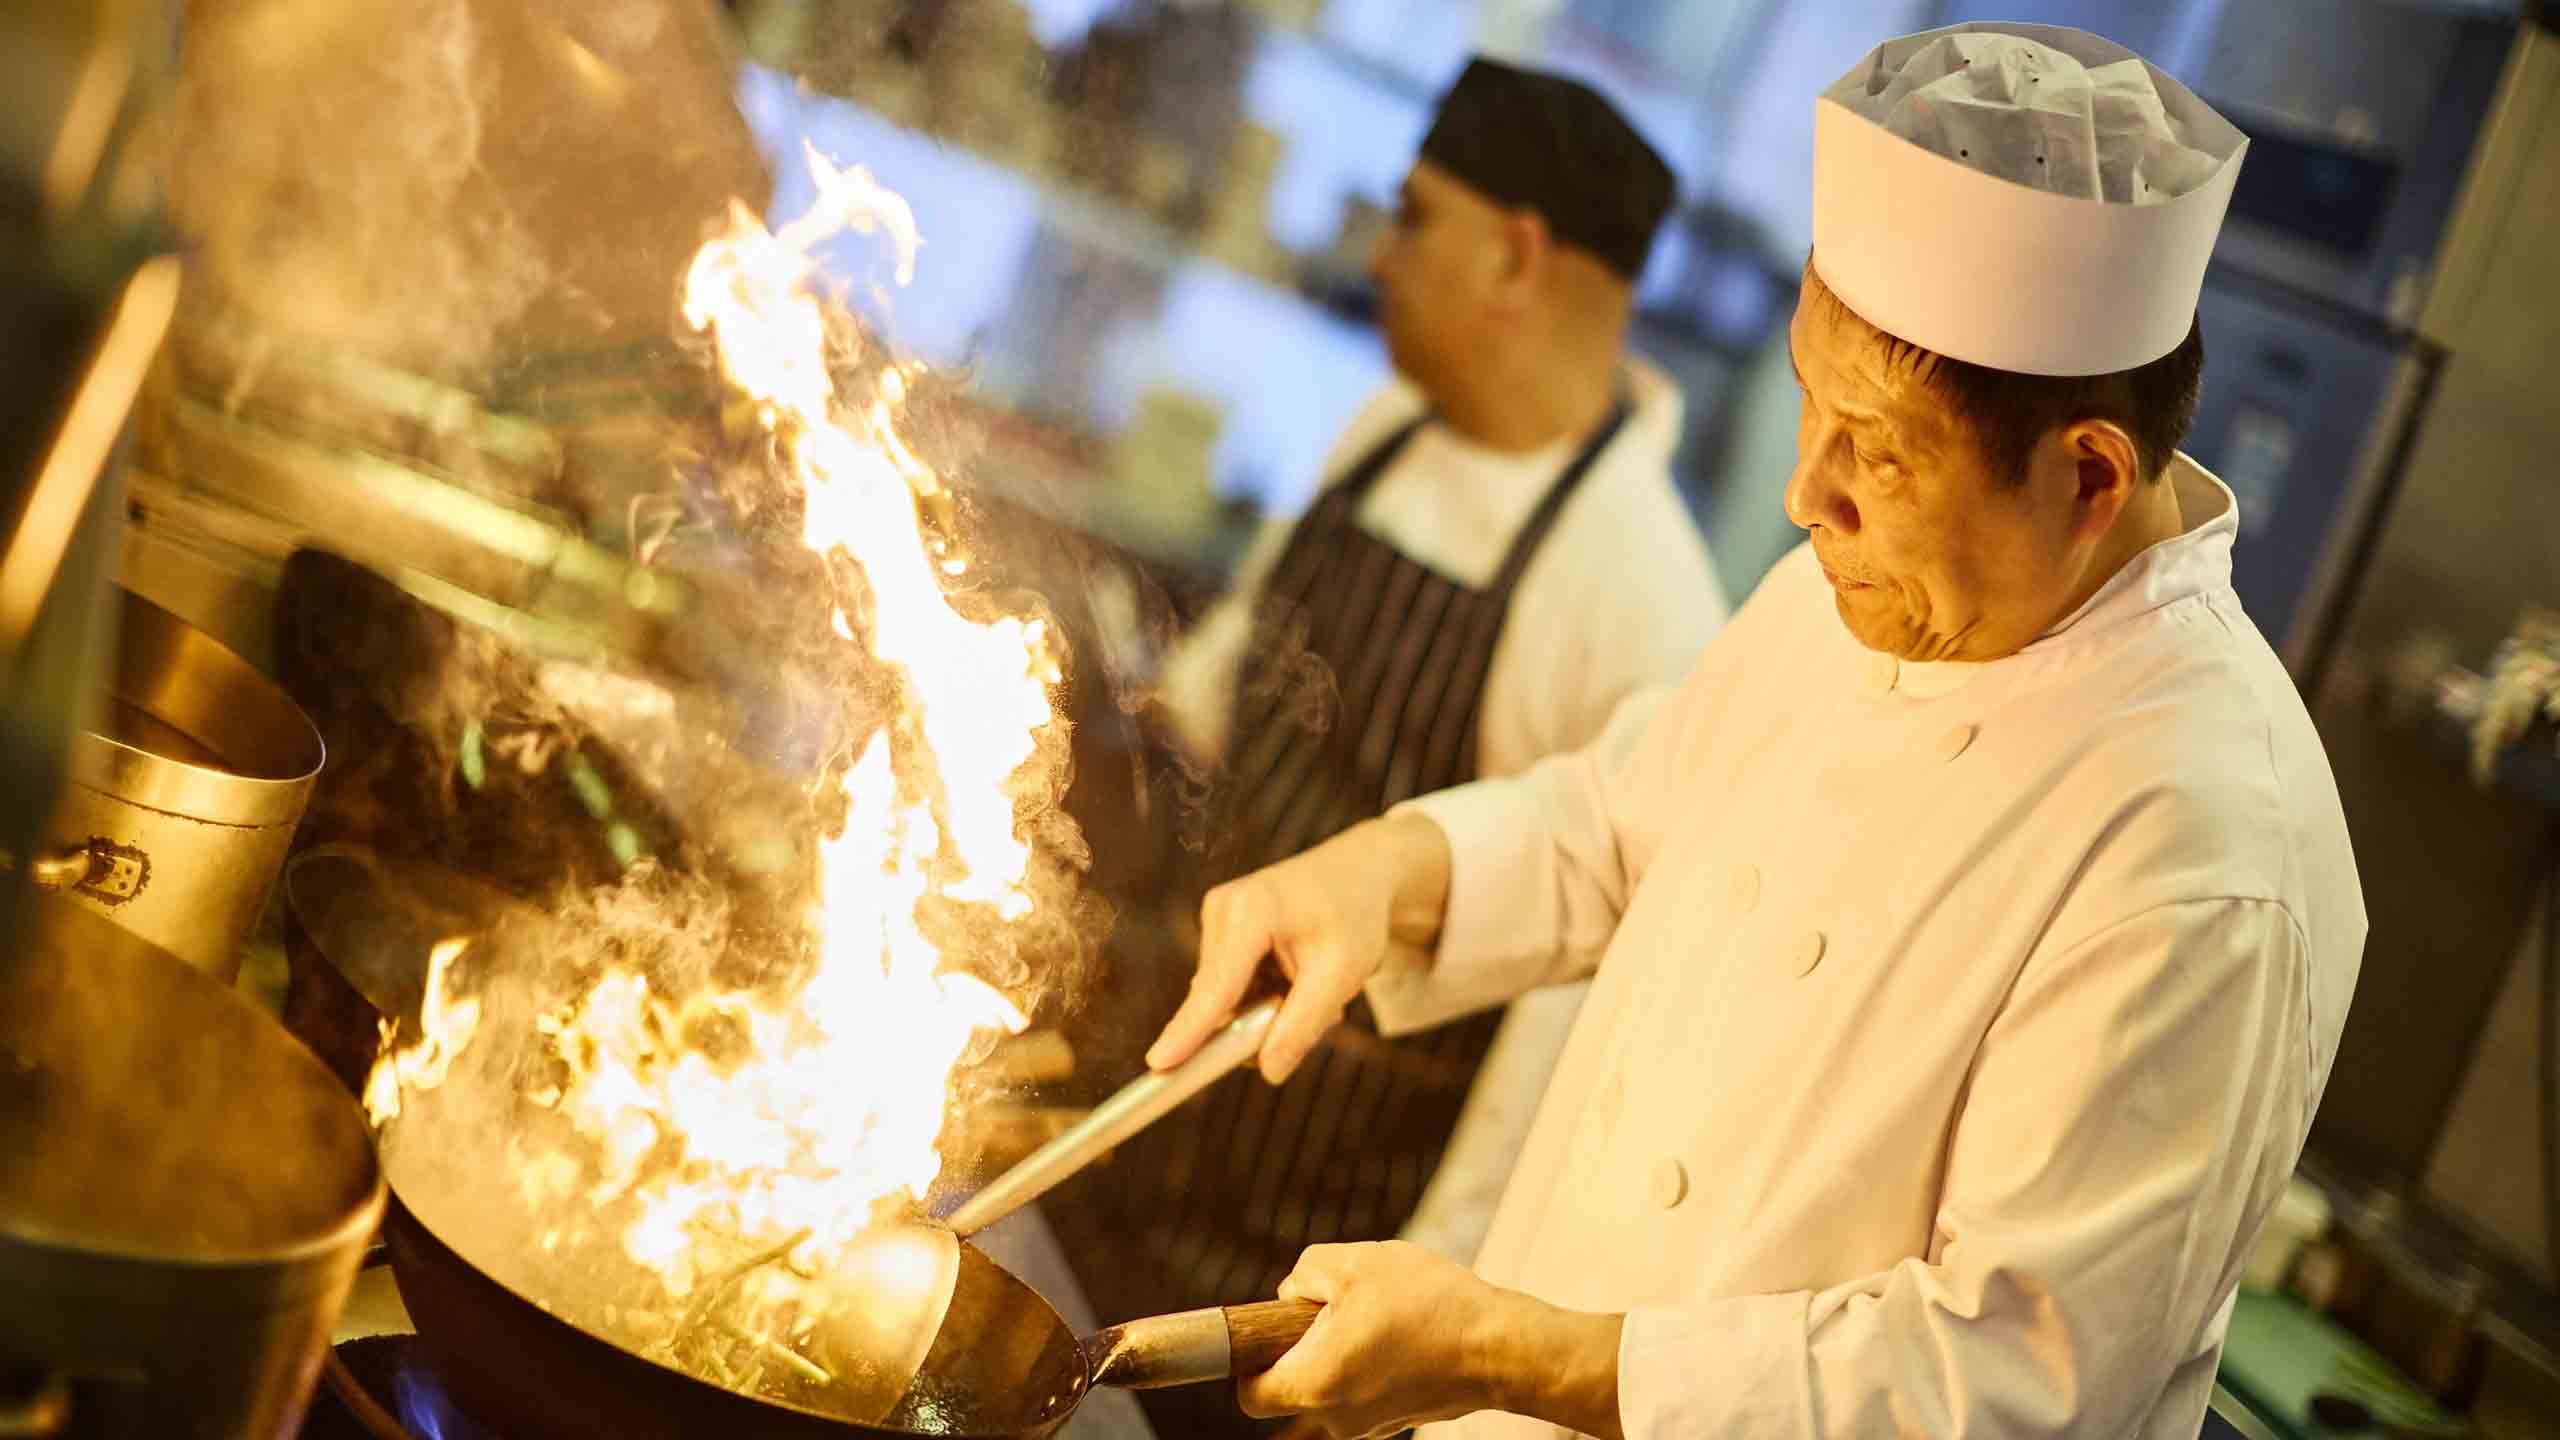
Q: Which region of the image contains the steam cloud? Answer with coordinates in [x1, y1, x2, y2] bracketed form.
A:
[168, 0, 770, 383]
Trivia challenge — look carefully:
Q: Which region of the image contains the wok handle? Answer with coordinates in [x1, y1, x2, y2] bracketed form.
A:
[1085, 1299, 1322, 1390]
[1225, 1299, 1324, 1373]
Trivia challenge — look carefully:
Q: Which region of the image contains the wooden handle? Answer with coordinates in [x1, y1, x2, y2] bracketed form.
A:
[1084, 1298, 1323, 1390]
[1224, 1299, 1322, 1374]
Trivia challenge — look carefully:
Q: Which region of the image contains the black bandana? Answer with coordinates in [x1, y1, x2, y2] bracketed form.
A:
[1417, 59, 1676, 281]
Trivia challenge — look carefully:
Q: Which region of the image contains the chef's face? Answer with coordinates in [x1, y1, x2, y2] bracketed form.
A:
[1783, 273, 2117, 662]
[1367, 162, 1510, 393]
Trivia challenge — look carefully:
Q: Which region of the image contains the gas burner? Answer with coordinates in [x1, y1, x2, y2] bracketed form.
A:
[300, 1337, 505, 1440]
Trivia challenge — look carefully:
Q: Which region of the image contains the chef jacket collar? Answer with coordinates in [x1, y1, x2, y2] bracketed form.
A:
[1880, 452, 2239, 700]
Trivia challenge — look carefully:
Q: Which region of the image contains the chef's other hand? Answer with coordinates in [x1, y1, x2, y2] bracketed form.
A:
[1146, 812, 1451, 1083]
[1244, 1242, 1628, 1440]
[1237, 1242, 1509, 1439]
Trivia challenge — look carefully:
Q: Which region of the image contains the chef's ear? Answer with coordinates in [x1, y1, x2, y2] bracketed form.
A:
[2059, 419, 2143, 537]
[1495, 207, 1552, 306]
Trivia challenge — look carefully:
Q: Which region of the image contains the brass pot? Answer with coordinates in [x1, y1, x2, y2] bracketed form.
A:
[0, 894, 385, 1439]
[21, 588, 322, 980]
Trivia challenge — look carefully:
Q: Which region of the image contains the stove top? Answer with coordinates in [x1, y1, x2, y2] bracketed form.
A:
[301, 1336, 496, 1440]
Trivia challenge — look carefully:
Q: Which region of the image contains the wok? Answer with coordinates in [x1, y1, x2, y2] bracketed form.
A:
[284, 847, 1319, 1438]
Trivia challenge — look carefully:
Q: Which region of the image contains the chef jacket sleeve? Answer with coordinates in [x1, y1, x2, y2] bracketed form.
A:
[1362, 543, 1821, 1036]
[1364, 675, 1686, 1034]
[1615, 897, 2314, 1437]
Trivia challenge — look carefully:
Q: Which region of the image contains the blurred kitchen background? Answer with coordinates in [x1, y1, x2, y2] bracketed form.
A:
[19, 0, 2560, 1434]
[714, 0, 2519, 634]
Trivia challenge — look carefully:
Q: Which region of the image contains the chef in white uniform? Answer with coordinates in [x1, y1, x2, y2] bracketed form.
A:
[1144, 24, 2366, 1440]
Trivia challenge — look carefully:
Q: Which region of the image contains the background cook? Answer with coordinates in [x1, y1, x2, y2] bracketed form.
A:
[1054, 59, 1726, 1439]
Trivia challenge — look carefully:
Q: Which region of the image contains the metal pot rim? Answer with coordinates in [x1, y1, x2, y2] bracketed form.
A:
[0, 1173, 386, 1274]
[0, 898, 388, 1271]
[66, 726, 321, 827]
[66, 589, 323, 827]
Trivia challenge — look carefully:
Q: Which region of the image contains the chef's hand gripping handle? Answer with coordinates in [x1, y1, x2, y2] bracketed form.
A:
[1085, 1299, 1322, 1390]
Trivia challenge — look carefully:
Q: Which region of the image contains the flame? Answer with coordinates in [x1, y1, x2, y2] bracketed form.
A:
[517, 740, 1028, 1293]
[363, 938, 482, 1128]
[583, 150, 1049, 1280]
[682, 156, 1054, 917]
[359, 145, 1057, 1384]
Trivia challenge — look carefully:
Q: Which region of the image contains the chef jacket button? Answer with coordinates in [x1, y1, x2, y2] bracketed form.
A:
[1729, 864, 1760, 914]
[1794, 930, 1827, 976]
[1866, 652, 1899, 696]
[1649, 1157, 1690, 1209]
[1936, 723, 1978, 763]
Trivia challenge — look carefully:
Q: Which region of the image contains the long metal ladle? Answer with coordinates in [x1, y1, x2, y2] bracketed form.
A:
[942, 999, 1281, 1237]
[807, 998, 1293, 1423]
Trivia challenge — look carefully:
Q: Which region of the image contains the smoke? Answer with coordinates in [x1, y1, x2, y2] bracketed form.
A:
[169, 0, 544, 379]
[204, 18, 1126, 1362]
[173, 0, 1107, 1010]
[358, 162, 1113, 1357]
[167, 0, 771, 383]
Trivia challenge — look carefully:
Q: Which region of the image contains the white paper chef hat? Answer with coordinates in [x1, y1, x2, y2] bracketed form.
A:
[1812, 23, 2248, 377]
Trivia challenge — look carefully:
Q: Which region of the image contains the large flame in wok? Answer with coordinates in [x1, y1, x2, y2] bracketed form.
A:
[368, 148, 1054, 1310]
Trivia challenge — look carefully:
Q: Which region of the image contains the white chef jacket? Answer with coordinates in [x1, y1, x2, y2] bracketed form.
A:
[1373, 456, 2365, 1439]
[1157, 357, 1727, 1263]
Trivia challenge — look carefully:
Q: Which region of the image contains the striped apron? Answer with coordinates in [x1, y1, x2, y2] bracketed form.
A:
[1054, 398, 1629, 1437]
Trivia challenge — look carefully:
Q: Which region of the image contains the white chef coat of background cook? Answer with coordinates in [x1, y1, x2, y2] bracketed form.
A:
[1375, 457, 2365, 1439]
